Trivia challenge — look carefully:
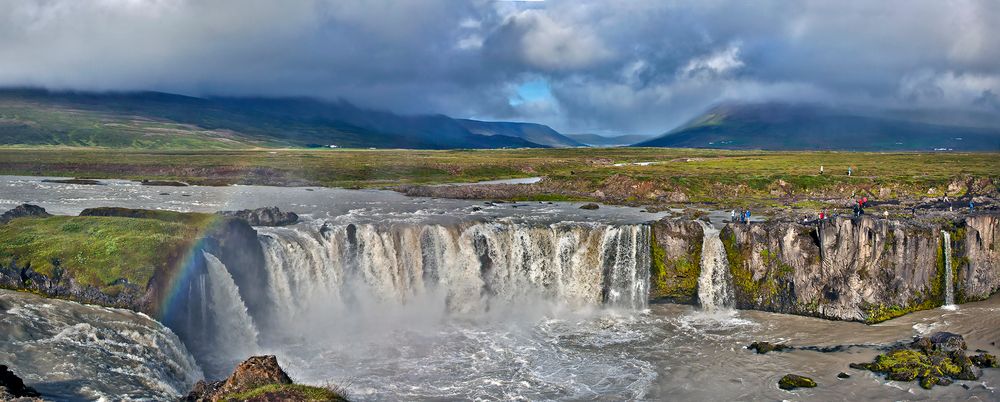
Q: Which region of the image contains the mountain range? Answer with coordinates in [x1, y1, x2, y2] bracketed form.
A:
[1, 89, 998, 151]
[566, 133, 651, 147]
[635, 102, 1000, 151]
[0, 89, 545, 149]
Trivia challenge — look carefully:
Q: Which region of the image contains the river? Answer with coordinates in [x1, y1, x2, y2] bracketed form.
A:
[0, 175, 997, 401]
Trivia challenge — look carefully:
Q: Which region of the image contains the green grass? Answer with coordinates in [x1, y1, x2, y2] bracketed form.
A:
[0, 215, 214, 289]
[219, 384, 346, 401]
[0, 147, 997, 207]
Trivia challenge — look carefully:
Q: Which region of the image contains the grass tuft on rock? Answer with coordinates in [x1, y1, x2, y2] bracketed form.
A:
[219, 383, 347, 402]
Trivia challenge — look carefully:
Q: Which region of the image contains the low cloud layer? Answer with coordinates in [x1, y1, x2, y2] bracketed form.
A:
[1, 0, 998, 134]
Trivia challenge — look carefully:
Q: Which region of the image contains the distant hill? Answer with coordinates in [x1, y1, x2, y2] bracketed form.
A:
[457, 119, 583, 148]
[634, 103, 1000, 151]
[0, 89, 545, 149]
[566, 133, 651, 147]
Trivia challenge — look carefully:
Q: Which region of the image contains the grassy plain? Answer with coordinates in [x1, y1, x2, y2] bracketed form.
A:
[0, 214, 213, 289]
[0, 147, 997, 208]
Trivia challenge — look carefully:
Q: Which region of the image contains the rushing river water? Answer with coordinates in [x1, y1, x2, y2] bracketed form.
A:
[1, 175, 998, 401]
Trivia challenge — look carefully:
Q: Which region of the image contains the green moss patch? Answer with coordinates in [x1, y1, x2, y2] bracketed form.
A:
[0, 214, 214, 290]
[220, 384, 346, 402]
[648, 229, 702, 303]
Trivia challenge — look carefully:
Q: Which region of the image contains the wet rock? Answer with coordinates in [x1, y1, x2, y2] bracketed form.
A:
[747, 341, 792, 354]
[579, 203, 600, 210]
[850, 332, 992, 389]
[0, 204, 51, 224]
[927, 332, 967, 352]
[218, 207, 299, 226]
[0, 365, 41, 399]
[971, 353, 999, 368]
[778, 374, 816, 390]
[183, 355, 344, 402]
[41, 178, 102, 185]
[139, 179, 189, 186]
[470, 206, 483, 212]
[837, 372, 850, 379]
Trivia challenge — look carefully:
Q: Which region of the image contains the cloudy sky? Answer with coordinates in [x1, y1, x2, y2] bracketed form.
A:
[1, 0, 998, 135]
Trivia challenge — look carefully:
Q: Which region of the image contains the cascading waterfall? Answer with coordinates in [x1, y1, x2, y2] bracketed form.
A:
[201, 252, 259, 367]
[696, 221, 735, 311]
[941, 231, 956, 309]
[252, 221, 651, 332]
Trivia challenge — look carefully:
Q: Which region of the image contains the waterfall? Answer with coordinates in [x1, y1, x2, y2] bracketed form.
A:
[201, 252, 259, 368]
[252, 221, 651, 331]
[941, 231, 956, 309]
[696, 221, 735, 311]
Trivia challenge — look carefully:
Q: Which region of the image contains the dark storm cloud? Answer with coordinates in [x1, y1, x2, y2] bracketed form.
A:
[1, 0, 998, 134]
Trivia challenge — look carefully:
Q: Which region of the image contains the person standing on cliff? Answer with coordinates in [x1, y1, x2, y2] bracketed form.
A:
[970, 200, 975, 213]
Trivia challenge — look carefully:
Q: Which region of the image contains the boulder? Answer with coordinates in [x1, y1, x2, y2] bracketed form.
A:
[217, 355, 293, 396]
[183, 355, 344, 402]
[579, 203, 600, 210]
[850, 332, 991, 389]
[217, 207, 298, 226]
[0, 204, 51, 224]
[747, 341, 792, 354]
[0, 365, 41, 399]
[778, 374, 817, 390]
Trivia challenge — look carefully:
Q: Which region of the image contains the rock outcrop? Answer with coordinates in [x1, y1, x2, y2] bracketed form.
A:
[960, 214, 1000, 301]
[849, 332, 997, 389]
[0, 365, 41, 401]
[649, 218, 703, 303]
[0, 204, 51, 224]
[184, 355, 345, 402]
[778, 374, 816, 390]
[715, 214, 1000, 323]
[217, 207, 298, 226]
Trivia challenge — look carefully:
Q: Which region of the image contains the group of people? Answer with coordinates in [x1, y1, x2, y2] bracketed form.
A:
[852, 196, 869, 217]
[730, 209, 751, 223]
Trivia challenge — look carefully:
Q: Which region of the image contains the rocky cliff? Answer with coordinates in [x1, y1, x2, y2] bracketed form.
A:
[959, 214, 1000, 302]
[714, 213, 1000, 323]
[649, 219, 703, 304]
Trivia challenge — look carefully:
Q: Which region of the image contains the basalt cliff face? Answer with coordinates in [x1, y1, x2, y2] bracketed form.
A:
[649, 219, 703, 304]
[716, 214, 1000, 322]
[961, 214, 1000, 302]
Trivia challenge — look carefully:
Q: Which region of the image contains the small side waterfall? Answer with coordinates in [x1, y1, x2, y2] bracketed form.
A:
[202, 252, 259, 369]
[941, 231, 956, 309]
[696, 221, 735, 311]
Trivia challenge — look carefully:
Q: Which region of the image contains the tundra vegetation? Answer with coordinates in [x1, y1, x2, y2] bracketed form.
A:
[1, 147, 996, 212]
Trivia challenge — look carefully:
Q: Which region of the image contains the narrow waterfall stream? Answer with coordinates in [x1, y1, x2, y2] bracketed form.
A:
[201, 252, 260, 374]
[696, 221, 736, 311]
[941, 231, 956, 309]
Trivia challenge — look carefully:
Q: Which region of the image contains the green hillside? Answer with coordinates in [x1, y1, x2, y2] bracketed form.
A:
[0, 89, 544, 150]
[636, 103, 1000, 151]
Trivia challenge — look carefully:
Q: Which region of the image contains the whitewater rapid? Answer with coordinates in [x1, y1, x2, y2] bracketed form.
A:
[0, 290, 202, 400]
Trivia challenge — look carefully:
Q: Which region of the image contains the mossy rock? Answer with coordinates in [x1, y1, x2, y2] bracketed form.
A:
[850, 332, 987, 389]
[778, 374, 817, 390]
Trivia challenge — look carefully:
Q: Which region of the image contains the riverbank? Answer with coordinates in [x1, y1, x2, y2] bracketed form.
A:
[1, 147, 997, 214]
